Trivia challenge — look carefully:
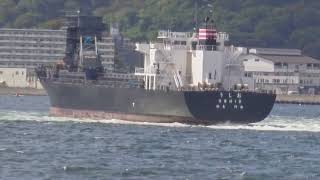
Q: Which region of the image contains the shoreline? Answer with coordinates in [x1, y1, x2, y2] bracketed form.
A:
[276, 94, 320, 105]
[0, 87, 47, 96]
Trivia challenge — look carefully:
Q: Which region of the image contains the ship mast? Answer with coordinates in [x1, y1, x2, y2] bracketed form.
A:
[195, 0, 198, 31]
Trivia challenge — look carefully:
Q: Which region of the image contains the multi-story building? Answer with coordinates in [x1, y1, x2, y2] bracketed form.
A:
[0, 28, 66, 68]
[0, 28, 66, 88]
[241, 48, 320, 94]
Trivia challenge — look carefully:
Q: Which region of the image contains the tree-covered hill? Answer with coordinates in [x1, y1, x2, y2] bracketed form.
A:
[0, 0, 320, 58]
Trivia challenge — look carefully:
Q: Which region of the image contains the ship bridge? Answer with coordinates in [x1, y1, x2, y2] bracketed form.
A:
[134, 15, 248, 93]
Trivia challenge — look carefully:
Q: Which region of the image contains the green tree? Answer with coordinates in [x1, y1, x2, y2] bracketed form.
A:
[0, 0, 319, 58]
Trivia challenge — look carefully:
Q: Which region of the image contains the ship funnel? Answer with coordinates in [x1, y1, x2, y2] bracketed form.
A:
[198, 16, 217, 49]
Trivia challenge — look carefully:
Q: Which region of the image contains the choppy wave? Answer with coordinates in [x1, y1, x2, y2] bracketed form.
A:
[1, 110, 320, 132]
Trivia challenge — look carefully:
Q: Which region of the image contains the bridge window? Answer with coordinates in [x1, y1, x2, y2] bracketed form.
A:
[245, 72, 253, 77]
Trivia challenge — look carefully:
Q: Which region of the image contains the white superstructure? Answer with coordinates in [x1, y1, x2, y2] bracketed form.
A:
[135, 21, 247, 91]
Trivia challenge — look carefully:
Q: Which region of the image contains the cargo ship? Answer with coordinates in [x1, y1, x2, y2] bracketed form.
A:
[36, 13, 276, 125]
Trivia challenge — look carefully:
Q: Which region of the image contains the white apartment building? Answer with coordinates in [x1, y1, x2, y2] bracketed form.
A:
[0, 28, 66, 68]
[242, 48, 320, 94]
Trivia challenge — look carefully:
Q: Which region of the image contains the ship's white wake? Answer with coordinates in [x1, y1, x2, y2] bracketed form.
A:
[206, 115, 320, 132]
[1, 110, 320, 132]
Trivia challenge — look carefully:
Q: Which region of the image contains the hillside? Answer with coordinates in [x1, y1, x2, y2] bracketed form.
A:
[0, 0, 320, 58]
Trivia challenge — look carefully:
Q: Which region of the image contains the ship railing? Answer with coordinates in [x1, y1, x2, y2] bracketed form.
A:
[47, 77, 144, 89]
[157, 30, 193, 39]
[135, 67, 145, 74]
[48, 74, 143, 83]
[135, 67, 157, 75]
[193, 45, 217, 51]
[170, 85, 275, 94]
[86, 80, 143, 88]
[56, 71, 142, 80]
[163, 45, 189, 50]
[50, 81, 143, 89]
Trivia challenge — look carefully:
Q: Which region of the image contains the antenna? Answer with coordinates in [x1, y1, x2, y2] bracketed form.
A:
[194, 0, 198, 30]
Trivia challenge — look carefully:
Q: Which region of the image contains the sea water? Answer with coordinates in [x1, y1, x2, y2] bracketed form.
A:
[0, 96, 319, 179]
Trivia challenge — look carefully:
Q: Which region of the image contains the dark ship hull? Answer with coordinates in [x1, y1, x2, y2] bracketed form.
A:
[41, 80, 276, 125]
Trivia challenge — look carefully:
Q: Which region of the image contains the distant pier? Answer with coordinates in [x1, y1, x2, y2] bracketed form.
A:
[276, 95, 320, 105]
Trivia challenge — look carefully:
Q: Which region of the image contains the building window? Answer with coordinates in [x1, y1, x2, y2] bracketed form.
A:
[243, 59, 248, 61]
[16, 71, 19, 75]
[0, 71, 2, 75]
[255, 59, 260, 62]
[209, 73, 212, 79]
